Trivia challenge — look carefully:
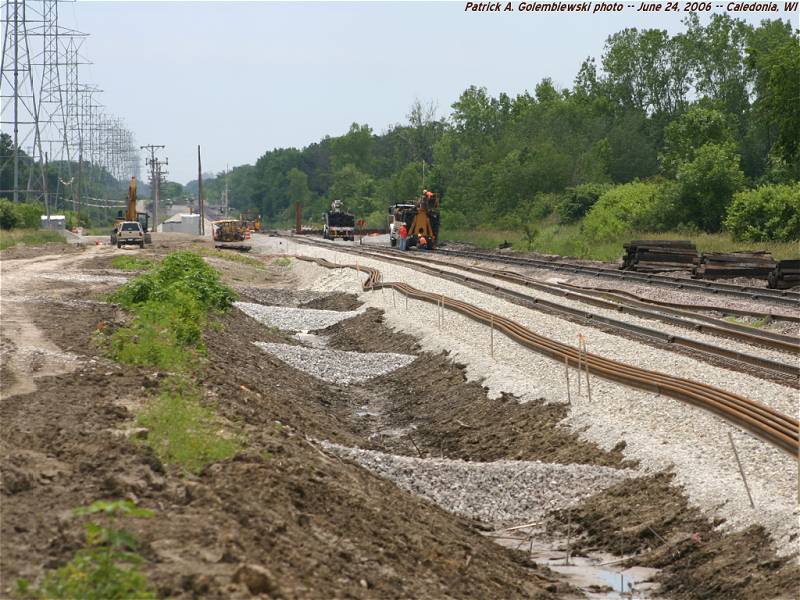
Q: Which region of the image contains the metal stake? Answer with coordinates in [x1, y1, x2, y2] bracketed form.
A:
[728, 431, 755, 508]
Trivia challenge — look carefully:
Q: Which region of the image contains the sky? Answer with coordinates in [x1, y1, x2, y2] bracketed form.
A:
[55, 1, 796, 183]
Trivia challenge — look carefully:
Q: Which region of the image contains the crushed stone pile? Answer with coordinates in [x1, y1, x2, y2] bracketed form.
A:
[235, 302, 365, 332]
[254, 343, 415, 384]
[322, 443, 633, 525]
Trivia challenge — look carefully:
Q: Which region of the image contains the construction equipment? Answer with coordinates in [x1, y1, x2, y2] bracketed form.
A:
[390, 191, 441, 250]
[114, 177, 151, 243]
[212, 219, 251, 251]
[239, 211, 263, 233]
[323, 200, 355, 241]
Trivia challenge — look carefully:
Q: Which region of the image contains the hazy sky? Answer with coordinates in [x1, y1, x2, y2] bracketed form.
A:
[58, 1, 793, 183]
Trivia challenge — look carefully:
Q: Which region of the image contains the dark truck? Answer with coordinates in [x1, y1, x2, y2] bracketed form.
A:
[323, 200, 355, 241]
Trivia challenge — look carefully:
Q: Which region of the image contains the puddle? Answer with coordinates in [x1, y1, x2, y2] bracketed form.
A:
[490, 530, 659, 599]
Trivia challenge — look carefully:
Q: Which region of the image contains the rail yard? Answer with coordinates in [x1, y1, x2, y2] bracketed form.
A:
[1, 231, 797, 599]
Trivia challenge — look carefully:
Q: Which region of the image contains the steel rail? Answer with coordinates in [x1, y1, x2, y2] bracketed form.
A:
[434, 248, 800, 308]
[358, 246, 799, 356]
[554, 282, 800, 323]
[295, 254, 798, 455]
[298, 240, 799, 379]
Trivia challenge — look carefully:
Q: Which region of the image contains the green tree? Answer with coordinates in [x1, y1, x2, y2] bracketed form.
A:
[675, 142, 745, 231]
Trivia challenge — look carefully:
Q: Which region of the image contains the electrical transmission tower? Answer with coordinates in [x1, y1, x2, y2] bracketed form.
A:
[2, 0, 140, 213]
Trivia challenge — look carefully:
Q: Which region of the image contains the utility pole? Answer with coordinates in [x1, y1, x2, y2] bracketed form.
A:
[140, 144, 164, 230]
[197, 145, 205, 236]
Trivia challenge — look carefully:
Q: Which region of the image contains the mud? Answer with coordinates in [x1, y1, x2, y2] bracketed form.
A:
[321, 305, 631, 467]
[547, 472, 800, 599]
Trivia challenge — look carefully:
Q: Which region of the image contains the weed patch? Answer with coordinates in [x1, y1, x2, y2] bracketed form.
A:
[110, 256, 154, 271]
[0, 229, 64, 250]
[106, 251, 235, 372]
[137, 377, 241, 474]
[18, 500, 156, 600]
[190, 244, 265, 269]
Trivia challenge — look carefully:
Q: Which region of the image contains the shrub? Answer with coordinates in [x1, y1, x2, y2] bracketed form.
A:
[582, 181, 679, 241]
[557, 183, 614, 223]
[724, 183, 800, 242]
[0, 198, 19, 229]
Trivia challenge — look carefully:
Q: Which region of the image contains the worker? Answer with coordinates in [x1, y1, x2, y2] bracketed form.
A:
[418, 234, 428, 250]
[398, 223, 408, 251]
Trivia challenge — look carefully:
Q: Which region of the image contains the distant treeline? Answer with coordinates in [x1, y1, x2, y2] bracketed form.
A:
[210, 15, 799, 242]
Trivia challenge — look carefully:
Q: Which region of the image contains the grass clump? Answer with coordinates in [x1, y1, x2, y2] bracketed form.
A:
[191, 244, 265, 268]
[107, 251, 236, 371]
[110, 255, 154, 271]
[0, 228, 64, 250]
[17, 500, 156, 600]
[137, 376, 241, 474]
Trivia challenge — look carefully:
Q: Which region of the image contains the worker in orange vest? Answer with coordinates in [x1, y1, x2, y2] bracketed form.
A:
[398, 223, 408, 251]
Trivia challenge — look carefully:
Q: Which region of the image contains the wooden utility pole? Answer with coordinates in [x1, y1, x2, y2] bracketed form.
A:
[197, 145, 205, 236]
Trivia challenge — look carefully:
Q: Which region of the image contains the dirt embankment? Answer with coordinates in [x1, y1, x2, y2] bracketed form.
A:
[1, 247, 569, 599]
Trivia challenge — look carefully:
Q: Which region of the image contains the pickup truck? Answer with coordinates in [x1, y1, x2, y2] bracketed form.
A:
[111, 221, 145, 248]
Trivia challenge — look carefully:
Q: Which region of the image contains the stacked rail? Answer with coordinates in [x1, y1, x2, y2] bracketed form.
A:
[769, 260, 800, 290]
[694, 251, 776, 280]
[621, 240, 699, 273]
[295, 252, 799, 456]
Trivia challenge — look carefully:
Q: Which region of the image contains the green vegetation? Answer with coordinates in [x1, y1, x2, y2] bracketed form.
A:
[181, 15, 797, 253]
[100, 251, 240, 476]
[444, 227, 800, 262]
[17, 500, 156, 600]
[724, 183, 800, 242]
[0, 228, 64, 250]
[110, 256, 154, 271]
[190, 244, 265, 269]
[137, 376, 241, 474]
[108, 251, 235, 372]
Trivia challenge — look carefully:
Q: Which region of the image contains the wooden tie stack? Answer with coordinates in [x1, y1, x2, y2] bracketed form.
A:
[768, 260, 800, 289]
[621, 240, 699, 273]
[693, 251, 776, 280]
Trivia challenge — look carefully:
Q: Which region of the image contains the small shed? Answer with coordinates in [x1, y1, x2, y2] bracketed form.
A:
[40, 215, 66, 230]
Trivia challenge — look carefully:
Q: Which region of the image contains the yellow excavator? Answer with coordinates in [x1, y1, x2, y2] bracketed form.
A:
[113, 177, 151, 242]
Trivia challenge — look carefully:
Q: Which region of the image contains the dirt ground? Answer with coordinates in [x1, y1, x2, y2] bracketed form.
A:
[1, 242, 796, 599]
[546, 473, 800, 599]
[1, 244, 571, 599]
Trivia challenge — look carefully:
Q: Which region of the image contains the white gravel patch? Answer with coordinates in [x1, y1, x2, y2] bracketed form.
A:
[267, 238, 799, 554]
[322, 442, 633, 525]
[38, 272, 128, 284]
[254, 342, 415, 384]
[235, 302, 365, 332]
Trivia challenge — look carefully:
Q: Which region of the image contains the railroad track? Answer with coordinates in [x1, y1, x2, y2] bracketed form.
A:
[291, 239, 799, 381]
[294, 252, 799, 456]
[435, 247, 800, 308]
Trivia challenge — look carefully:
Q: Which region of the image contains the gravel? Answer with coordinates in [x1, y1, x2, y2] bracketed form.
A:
[254, 342, 416, 384]
[235, 302, 365, 332]
[322, 442, 633, 525]
[264, 238, 799, 554]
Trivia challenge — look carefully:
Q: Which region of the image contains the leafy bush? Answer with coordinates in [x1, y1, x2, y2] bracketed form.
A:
[557, 183, 614, 223]
[107, 251, 236, 371]
[19, 500, 156, 600]
[582, 181, 679, 241]
[0, 198, 19, 229]
[0, 199, 44, 230]
[674, 142, 745, 232]
[724, 183, 800, 242]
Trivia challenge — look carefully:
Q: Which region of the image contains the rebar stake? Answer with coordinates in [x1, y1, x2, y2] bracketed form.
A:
[728, 431, 755, 508]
